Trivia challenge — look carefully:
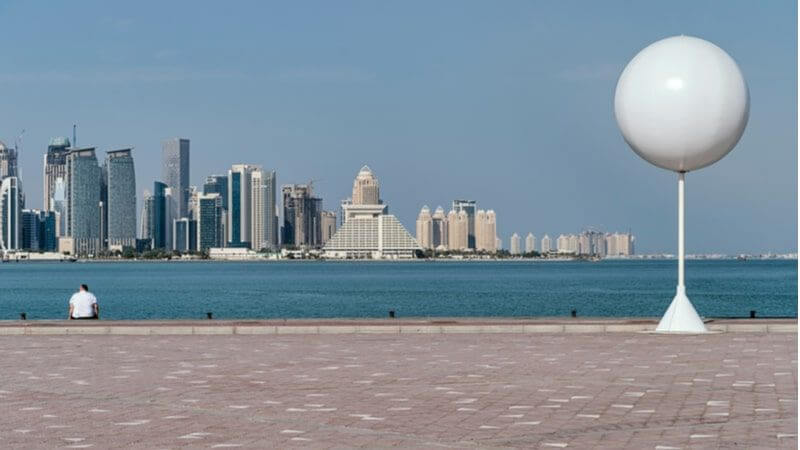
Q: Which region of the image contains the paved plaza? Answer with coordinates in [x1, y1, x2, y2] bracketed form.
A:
[0, 332, 796, 448]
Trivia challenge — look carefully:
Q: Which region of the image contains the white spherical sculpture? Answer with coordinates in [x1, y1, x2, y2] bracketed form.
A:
[614, 36, 750, 333]
[615, 35, 749, 172]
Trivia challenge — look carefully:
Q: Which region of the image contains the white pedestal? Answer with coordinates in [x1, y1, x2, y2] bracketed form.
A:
[655, 286, 708, 333]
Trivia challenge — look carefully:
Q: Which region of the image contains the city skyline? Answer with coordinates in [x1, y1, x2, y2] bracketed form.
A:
[0, 2, 795, 254]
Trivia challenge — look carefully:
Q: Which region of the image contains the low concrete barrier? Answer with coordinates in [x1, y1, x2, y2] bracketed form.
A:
[0, 319, 794, 335]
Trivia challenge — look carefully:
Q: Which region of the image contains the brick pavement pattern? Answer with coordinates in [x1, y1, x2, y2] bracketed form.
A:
[0, 333, 796, 449]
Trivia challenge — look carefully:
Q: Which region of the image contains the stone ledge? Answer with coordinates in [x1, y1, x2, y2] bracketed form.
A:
[0, 321, 794, 335]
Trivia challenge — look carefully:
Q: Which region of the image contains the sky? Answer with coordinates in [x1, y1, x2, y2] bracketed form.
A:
[0, 1, 796, 254]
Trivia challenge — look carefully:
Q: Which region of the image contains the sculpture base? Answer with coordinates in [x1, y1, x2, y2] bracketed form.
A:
[655, 286, 708, 333]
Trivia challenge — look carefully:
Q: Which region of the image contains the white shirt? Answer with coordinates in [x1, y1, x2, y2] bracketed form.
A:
[69, 291, 97, 318]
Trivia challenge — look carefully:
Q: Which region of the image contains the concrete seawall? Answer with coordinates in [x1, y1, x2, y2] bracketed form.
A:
[0, 318, 794, 335]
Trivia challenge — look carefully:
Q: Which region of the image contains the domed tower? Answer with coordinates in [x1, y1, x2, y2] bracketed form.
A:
[351, 165, 380, 205]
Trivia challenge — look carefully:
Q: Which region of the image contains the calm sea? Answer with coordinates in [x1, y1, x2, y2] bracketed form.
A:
[0, 259, 795, 320]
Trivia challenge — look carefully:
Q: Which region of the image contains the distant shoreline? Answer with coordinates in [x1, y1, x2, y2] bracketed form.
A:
[0, 256, 795, 264]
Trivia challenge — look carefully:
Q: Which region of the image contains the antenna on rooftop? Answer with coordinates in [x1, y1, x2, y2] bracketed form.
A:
[72, 124, 77, 148]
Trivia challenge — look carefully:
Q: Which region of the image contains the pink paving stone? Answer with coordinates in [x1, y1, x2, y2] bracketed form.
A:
[0, 332, 795, 449]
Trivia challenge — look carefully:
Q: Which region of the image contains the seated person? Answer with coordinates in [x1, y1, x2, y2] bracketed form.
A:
[68, 284, 99, 320]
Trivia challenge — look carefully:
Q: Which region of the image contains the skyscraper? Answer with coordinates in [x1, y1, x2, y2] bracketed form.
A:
[105, 149, 137, 249]
[447, 209, 468, 251]
[161, 138, 190, 218]
[196, 192, 223, 251]
[203, 175, 228, 210]
[0, 176, 21, 251]
[251, 169, 278, 250]
[282, 184, 322, 248]
[43, 137, 71, 210]
[227, 164, 259, 247]
[0, 141, 18, 180]
[172, 217, 197, 252]
[149, 181, 167, 249]
[352, 165, 380, 206]
[525, 233, 536, 253]
[52, 177, 67, 237]
[163, 187, 177, 250]
[415, 206, 433, 250]
[452, 200, 477, 249]
[541, 234, 551, 254]
[606, 232, 635, 256]
[66, 148, 102, 255]
[323, 166, 419, 259]
[21, 209, 56, 251]
[431, 206, 448, 249]
[510, 233, 521, 255]
[320, 211, 337, 245]
[475, 209, 497, 253]
[140, 190, 152, 240]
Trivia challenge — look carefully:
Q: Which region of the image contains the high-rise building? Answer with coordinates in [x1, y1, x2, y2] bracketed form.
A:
[149, 181, 167, 249]
[568, 234, 579, 254]
[43, 137, 71, 211]
[227, 164, 259, 247]
[431, 206, 448, 249]
[21, 209, 56, 251]
[475, 209, 497, 252]
[203, 175, 228, 210]
[161, 138, 190, 218]
[140, 190, 152, 240]
[541, 234, 551, 254]
[525, 233, 536, 253]
[593, 232, 607, 257]
[495, 236, 502, 251]
[52, 177, 67, 237]
[452, 200, 477, 249]
[282, 184, 322, 248]
[351, 165, 380, 206]
[251, 170, 278, 250]
[0, 141, 18, 180]
[104, 149, 136, 249]
[510, 233, 521, 255]
[323, 166, 420, 259]
[21, 210, 40, 251]
[447, 209, 468, 251]
[196, 192, 223, 251]
[320, 211, 337, 245]
[66, 149, 102, 255]
[339, 198, 352, 226]
[556, 234, 569, 253]
[173, 218, 197, 252]
[0, 176, 21, 251]
[164, 187, 177, 250]
[606, 232, 635, 256]
[415, 206, 433, 250]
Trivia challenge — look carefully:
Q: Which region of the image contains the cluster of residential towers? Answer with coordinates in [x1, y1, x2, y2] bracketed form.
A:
[508, 230, 634, 256]
[415, 203, 498, 252]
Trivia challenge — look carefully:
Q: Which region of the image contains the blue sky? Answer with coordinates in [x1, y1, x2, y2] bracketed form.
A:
[0, 1, 796, 253]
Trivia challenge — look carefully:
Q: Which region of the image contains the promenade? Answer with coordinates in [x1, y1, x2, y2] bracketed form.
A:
[0, 320, 796, 449]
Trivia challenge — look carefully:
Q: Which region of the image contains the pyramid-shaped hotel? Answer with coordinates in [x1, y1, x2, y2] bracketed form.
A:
[323, 166, 420, 259]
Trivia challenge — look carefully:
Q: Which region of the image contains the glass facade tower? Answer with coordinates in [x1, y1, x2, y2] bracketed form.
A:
[161, 138, 190, 218]
[105, 149, 137, 248]
[66, 149, 102, 255]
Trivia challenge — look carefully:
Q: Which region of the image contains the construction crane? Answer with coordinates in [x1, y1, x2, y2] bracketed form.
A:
[14, 129, 25, 152]
[308, 178, 323, 195]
